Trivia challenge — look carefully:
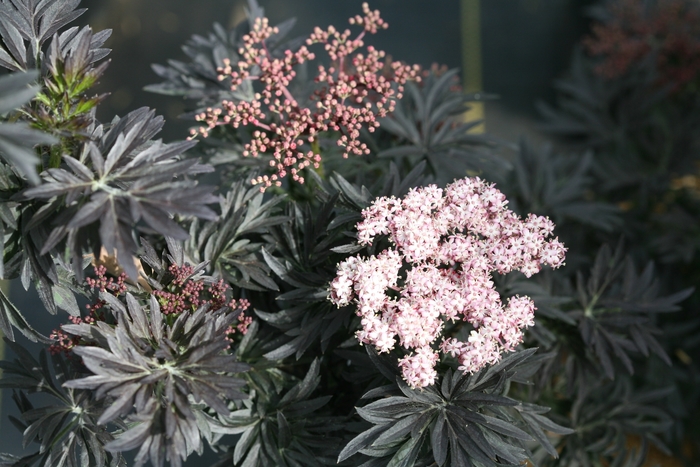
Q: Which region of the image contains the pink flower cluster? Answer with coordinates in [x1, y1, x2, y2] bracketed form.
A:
[329, 177, 566, 388]
[192, 3, 421, 191]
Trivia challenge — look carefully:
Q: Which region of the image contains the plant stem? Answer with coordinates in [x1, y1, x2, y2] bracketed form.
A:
[49, 144, 63, 169]
[311, 139, 324, 178]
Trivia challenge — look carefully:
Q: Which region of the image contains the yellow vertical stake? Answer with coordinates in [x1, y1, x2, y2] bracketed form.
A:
[461, 0, 485, 134]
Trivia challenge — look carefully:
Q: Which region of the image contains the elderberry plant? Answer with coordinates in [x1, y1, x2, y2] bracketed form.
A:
[0, 0, 697, 466]
[530, 0, 700, 462]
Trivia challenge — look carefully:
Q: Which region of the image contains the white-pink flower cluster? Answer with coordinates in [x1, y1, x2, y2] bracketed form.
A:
[329, 177, 566, 388]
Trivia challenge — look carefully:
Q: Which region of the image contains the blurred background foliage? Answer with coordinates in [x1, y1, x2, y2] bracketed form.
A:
[77, 0, 594, 143]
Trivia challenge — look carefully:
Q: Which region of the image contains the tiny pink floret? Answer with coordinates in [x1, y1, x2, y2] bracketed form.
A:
[329, 177, 566, 388]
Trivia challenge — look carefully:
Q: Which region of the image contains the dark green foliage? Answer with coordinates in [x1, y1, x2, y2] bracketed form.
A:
[30, 25, 112, 140]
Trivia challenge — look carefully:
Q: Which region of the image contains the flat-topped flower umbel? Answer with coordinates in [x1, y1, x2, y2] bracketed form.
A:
[330, 177, 566, 388]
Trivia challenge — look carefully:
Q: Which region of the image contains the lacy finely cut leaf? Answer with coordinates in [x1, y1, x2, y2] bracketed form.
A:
[28, 25, 112, 138]
[22, 107, 219, 279]
[556, 377, 674, 466]
[211, 358, 345, 467]
[0, 339, 125, 467]
[145, 0, 302, 108]
[0, 284, 50, 342]
[0, 0, 86, 71]
[63, 293, 250, 467]
[570, 243, 692, 379]
[185, 179, 288, 292]
[507, 140, 622, 232]
[0, 70, 58, 184]
[339, 349, 573, 466]
[378, 68, 505, 183]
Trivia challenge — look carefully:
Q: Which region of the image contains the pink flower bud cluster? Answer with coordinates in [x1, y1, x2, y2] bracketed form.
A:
[49, 313, 96, 356]
[329, 177, 566, 388]
[348, 2, 388, 34]
[51, 264, 254, 354]
[192, 4, 421, 191]
[154, 264, 251, 315]
[86, 264, 127, 295]
[225, 313, 254, 344]
[52, 265, 127, 355]
[50, 300, 102, 356]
